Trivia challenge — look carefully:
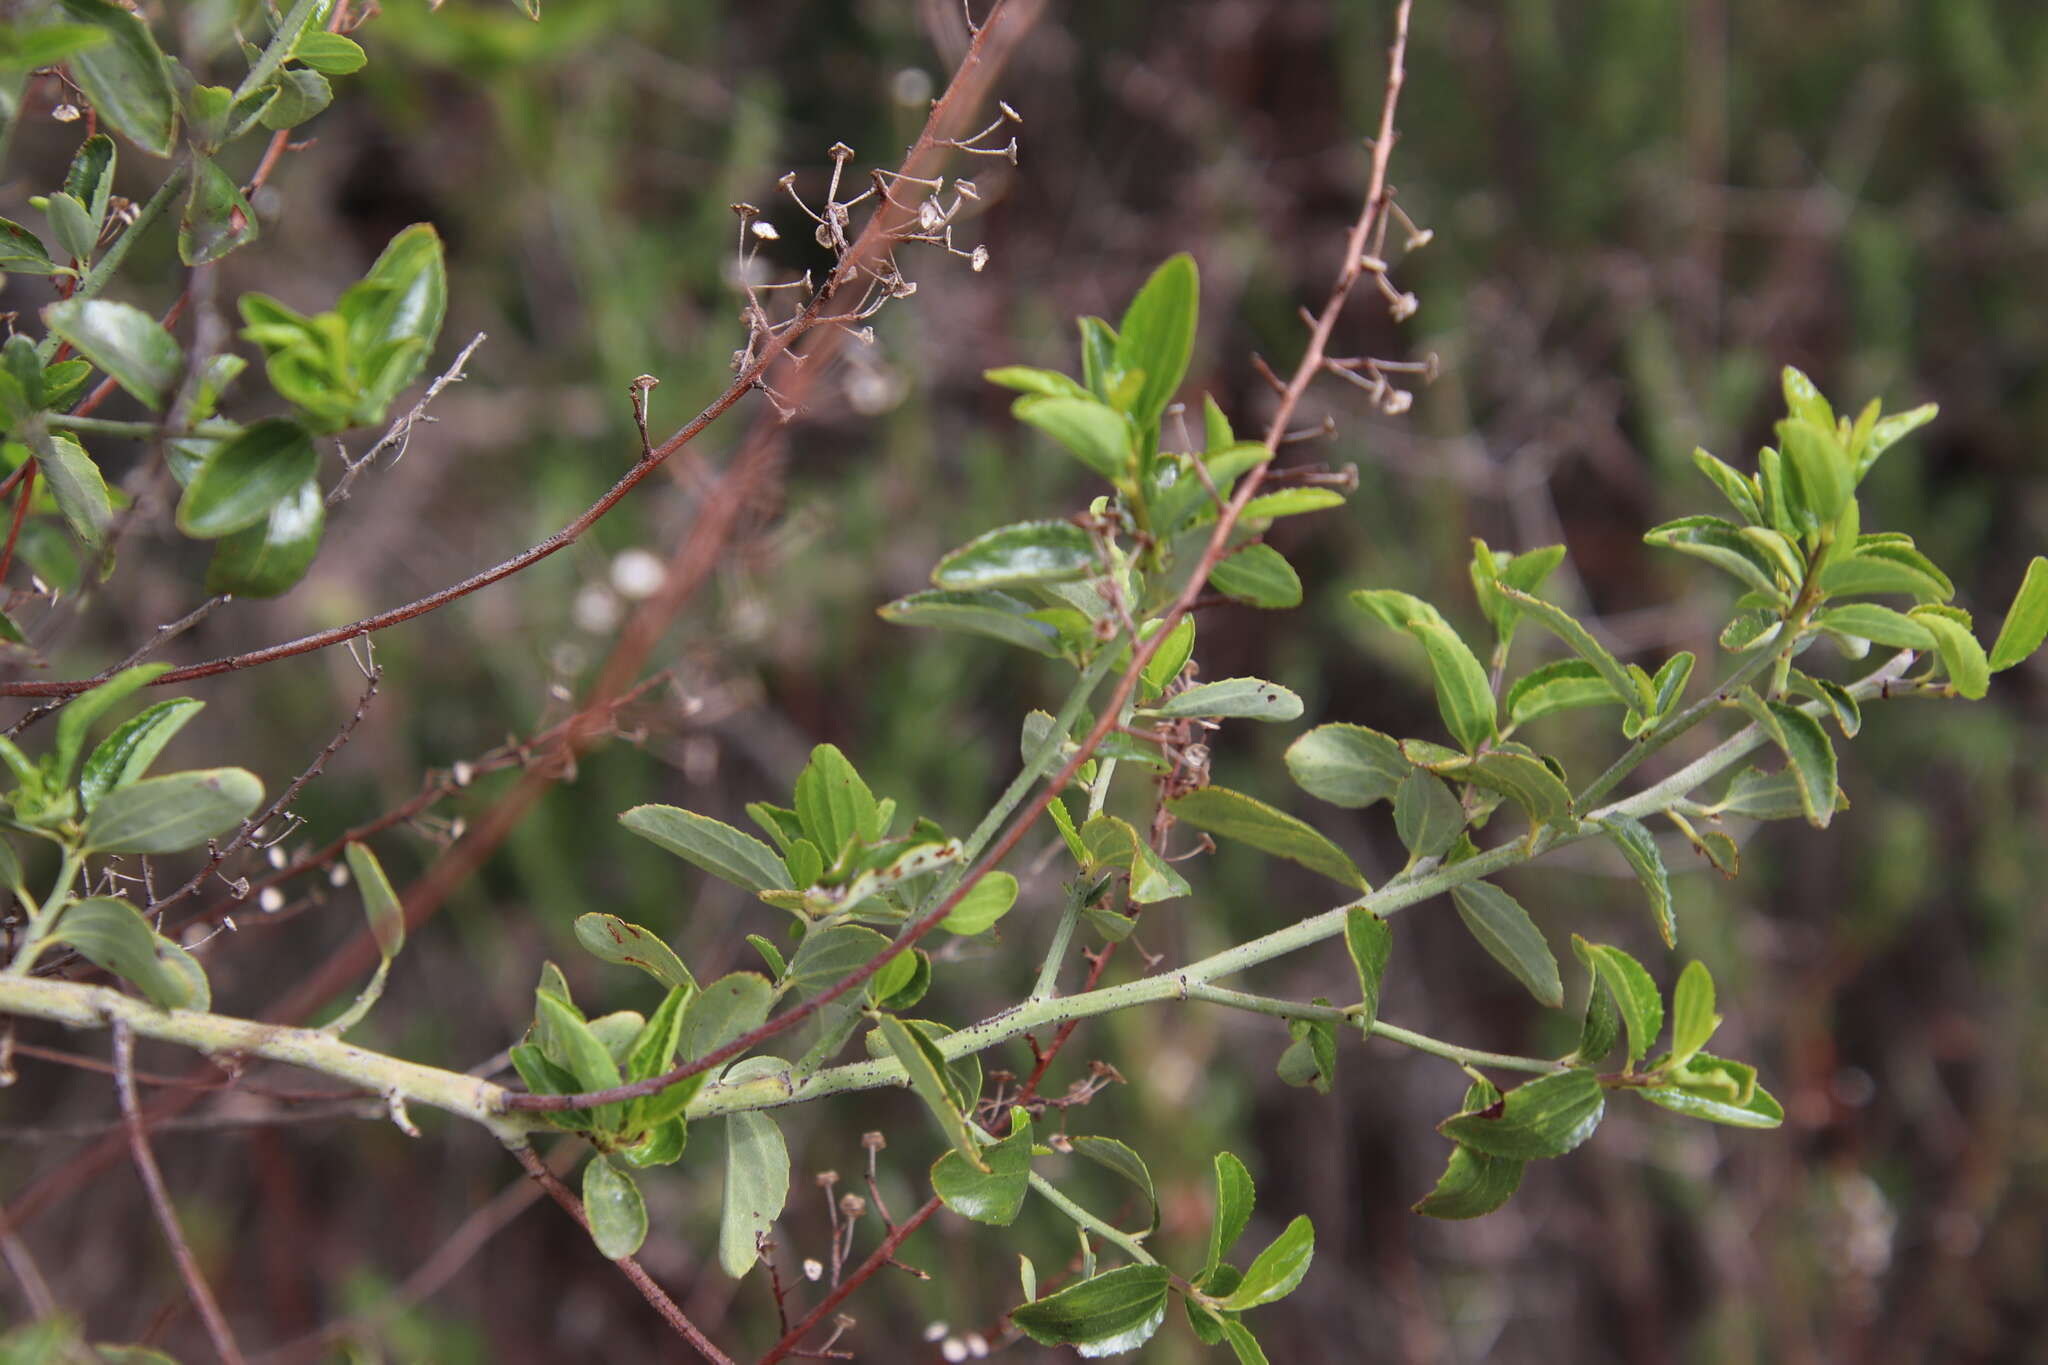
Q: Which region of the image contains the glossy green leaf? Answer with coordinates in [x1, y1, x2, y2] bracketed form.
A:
[932, 520, 1096, 591]
[1438, 1068, 1605, 1160]
[1691, 448, 1762, 524]
[342, 841, 404, 960]
[1392, 769, 1464, 860]
[1643, 516, 1784, 596]
[581, 1156, 647, 1260]
[58, 0, 178, 157]
[624, 986, 690, 1089]
[1668, 960, 1718, 1068]
[1909, 606, 1990, 699]
[49, 897, 208, 1011]
[1450, 881, 1562, 1007]
[1814, 602, 1935, 652]
[1819, 543, 1954, 603]
[718, 1110, 789, 1277]
[1575, 937, 1663, 1068]
[1719, 608, 1783, 653]
[1135, 615, 1196, 699]
[1012, 1263, 1171, 1357]
[1216, 1214, 1313, 1310]
[0, 23, 109, 72]
[32, 431, 111, 551]
[1459, 751, 1575, 829]
[1858, 402, 1937, 478]
[1494, 585, 1640, 721]
[1504, 659, 1624, 727]
[178, 159, 256, 266]
[78, 697, 200, 812]
[1344, 908, 1392, 1032]
[1735, 693, 1840, 827]
[932, 1108, 1033, 1226]
[1114, 253, 1198, 428]
[1570, 957, 1620, 1066]
[176, 419, 317, 539]
[1206, 1151, 1255, 1275]
[1014, 394, 1130, 482]
[1208, 542, 1300, 608]
[1598, 814, 1676, 946]
[81, 768, 262, 853]
[534, 991, 621, 1101]
[293, 31, 366, 74]
[0, 217, 61, 274]
[572, 913, 695, 992]
[1414, 1139, 1524, 1220]
[1070, 1134, 1158, 1234]
[615, 1116, 688, 1169]
[619, 805, 792, 893]
[1168, 786, 1365, 890]
[1145, 677, 1301, 723]
[1638, 1055, 1785, 1128]
[338, 224, 447, 417]
[879, 1014, 985, 1170]
[1989, 556, 2048, 671]
[943, 870, 1019, 934]
[1284, 723, 1407, 808]
[877, 588, 1063, 657]
[1778, 416, 1851, 524]
[204, 476, 323, 597]
[985, 365, 1089, 399]
[55, 664, 169, 795]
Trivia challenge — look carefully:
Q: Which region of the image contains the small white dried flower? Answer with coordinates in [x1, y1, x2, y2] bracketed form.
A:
[750, 220, 780, 241]
[970, 244, 989, 272]
[259, 887, 286, 913]
[802, 1258, 823, 1281]
[51, 104, 80, 123]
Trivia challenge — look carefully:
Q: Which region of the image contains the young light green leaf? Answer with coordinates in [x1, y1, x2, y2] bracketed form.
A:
[1504, 659, 1625, 727]
[1668, 960, 1718, 1068]
[1219, 1319, 1272, 1365]
[1284, 723, 1407, 809]
[780, 923, 890, 1000]
[534, 991, 622, 1097]
[1206, 1151, 1255, 1276]
[932, 1109, 1034, 1226]
[573, 914, 695, 992]
[581, 1156, 647, 1260]
[1413, 1140, 1525, 1220]
[1079, 814, 1191, 904]
[1450, 882, 1562, 1008]
[338, 224, 447, 418]
[81, 768, 262, 854]
[1217, 1214, 1314, 1310]
[1819, 543, 1954, 602]
[293, 31, 366, 74]
[1344, 908, 1392, 1032]
[1637, 1055, 1785, 1128]
[932, 520, 1096, 591]
[1598, 814, 1676, 946]
[76, 697, 199, 813]
[1643, 516, 1785, 597]
[619, 806, 793, 893]
[1168, 787, 1366, 890]
[1136, 615, 1196, 698]
[42, 299, 180, 410]
[58, 0, 178, 156]
[1734, 693, 1840, 827]
[1208, 542, 1301, 608]
[1909, 606, 1990, 700]
[1574, 936, 1663, 1068]
[1989, 556, 2048, 671]
[1013, 395, 1130, 482]
[624, 986, 690, 1089]
[258, 68, 334, 130]
[1144, 677, 1302, 723]
[1691, 448, 1762, 524]
[878, 1014, 986, 1171]
[1114, 253, 1198, 429]
[49, 898, 208, 1011]
[1011, 1264, 1172, 1357]
[1814, 602, 1936, 652]
[1410, 620, 1497, 751]
[718, 1111, 789, 1278]
[943, 870, 1019, 934]
[1493, 585, 1640, 721]
[1238, 487, 1345, 522]
[1858, 402, 1938, 478]
[1437, 1068, 1605, 1160]
[52, 663, 168, 796]
[1393, 769, 1464, 860]
[344, 841, 404, 961]
[985, 365, 1089, 399]
[1277, 1016, 1337, 1094]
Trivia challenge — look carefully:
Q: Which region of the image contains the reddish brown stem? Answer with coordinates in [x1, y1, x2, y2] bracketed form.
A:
[754, 1196, 943, 1365]
[0, 462, 36, 588]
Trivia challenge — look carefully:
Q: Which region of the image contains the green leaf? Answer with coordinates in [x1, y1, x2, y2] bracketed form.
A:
[1208, 542, 1300, 608]
[718, 1111, 789, 1278]
[1570, 956, 1621, 1065]
[581, 1157, 647, 1260]
[1206, 1151, 1255, 1276]
[619, 805, 793, 894]
[1168, 786, 1365, 890]
[1079, 814, 1190, 904]
[534, 991, 622, 1095]
[1814, 602, 1936, 652]
[942, 870, 1019, 934]
[1643, 516, 1786, 597]
[344, 841, 404, 960]
[1352, 591, 1496, 749]
[204, 476, 324, 597]
[1438, 1068, 1605, 1160]
[176, 419, 318, 539]
[932, 1108, 1033, 1226]
[52, 667, 172, 813]
[1414, 1140, 1525, 1220]
[257, 67, 333, 130]
[1070, 1134, 1158, 1234]
[1239, 487, 1345, 522]
[624, 986, 690, 1086]
[1734, 693, 1841, 827]
[1078, 316, 1119, 402]
[1013, 395, 1130, 482]
[1285, 723, 1407, 809]
[1990, 556, 2048, 671]
[1493, 585, 1640, 721]
[1504, 659, 1625, 727]
[78, 697, 200, 813]
[49, 897, 207, 1011]
[1710, 765, 1822, 821]
[1668, 960, 1718, 1068]
[57, 0, 178, 157]
[1011, 1264, 1171, 1357]
[1574, 937, 1663, 1068]
[1145, 677, 1301, 723]
[293, 30, 366, 74]
[1344, 908, 1392, 1032]
[1691, 448, 1762, 524]
[1114, 253, 1198, 429]
[985, 365, 1089, 399]
[45, 192, 99, 266]
[1136, 615, 1196, 698]
[676, 972, 773, 1066]
[0, 23, 109, 72]
[1858, 402, 1937, 479]
[338, 224, 447, 419]
[81, 768, 262, 854]
[1598, 814, 1676, 947]
[1457, 751, 1575, 830]
[1450, 881, 1561, 1007]
[1393, 769, 1464, 860]
[1819, 543, 1954, 603]
[0, 218, 64, 276]
[1215, 1214, 1313, 1311]
[1277, 1015, 1337, 1093]
[780, 923, 888, 999]
[1638, 1055, 1785, 1128]
[1909, 606, 1990, 699]
[933, 520, 1096, 591]
[570, 914, 693, 993]
[1778, 416, 1852, 524]
[178, 159, 256, 266]
[1719, 608, 1783, 653]
[32, 431, 111, 551]
[878, 1014, 985, 1170]
[877, 588, 1063, 658]
[793, 743, 880, 855]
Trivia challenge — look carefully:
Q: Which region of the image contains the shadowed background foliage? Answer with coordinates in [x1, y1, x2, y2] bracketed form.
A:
[2, 2, 2043, 1361]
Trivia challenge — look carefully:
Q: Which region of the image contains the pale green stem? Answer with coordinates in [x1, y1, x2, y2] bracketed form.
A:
[1027, 1171, 1155, 1265]
[1181, 983, 1560, 1075]
[46, 415, 238, 440]
[1030, 874, 1097, 1002]
[232, 0, 324, 107]
[1575, 645, 1782, 810]
[8, 848, 81, 977]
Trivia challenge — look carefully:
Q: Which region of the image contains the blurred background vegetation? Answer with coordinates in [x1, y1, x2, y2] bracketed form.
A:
[3, 1, 2044, 1361]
